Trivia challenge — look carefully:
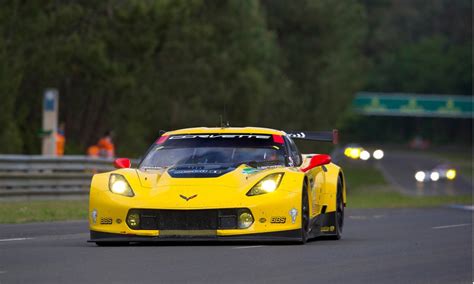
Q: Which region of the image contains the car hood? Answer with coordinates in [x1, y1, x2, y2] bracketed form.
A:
[135, 164, 273, 189]
[105, 165, 296, 209]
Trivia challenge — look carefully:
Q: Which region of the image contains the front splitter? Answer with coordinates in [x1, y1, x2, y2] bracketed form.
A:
[88, 229, 302, 243]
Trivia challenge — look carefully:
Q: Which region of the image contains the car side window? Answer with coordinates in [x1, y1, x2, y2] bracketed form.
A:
[284, 136, 302, 167]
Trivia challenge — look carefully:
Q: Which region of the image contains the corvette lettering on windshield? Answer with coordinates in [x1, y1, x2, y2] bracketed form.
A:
[169, 134, 271, 140]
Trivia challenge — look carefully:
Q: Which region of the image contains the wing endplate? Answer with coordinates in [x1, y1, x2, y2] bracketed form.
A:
[286, 129, 338, 144]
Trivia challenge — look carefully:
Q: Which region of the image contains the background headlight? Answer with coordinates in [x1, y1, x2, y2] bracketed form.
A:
[430, 171, 440, 182]
[360, 150, 370, 161]
[446, 169, 456, 180]
[415, 171, 426, 182]
[373, 149, 384, 160]
[247, 173, 284, 196]
[109, 174, 135, 197]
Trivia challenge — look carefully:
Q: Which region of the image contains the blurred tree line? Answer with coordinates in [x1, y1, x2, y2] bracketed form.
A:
[0, 0, 471, 156]
[347, 0, 472, 145]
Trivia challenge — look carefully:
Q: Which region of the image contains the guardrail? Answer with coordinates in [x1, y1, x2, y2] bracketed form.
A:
[0, 155, 129, 199]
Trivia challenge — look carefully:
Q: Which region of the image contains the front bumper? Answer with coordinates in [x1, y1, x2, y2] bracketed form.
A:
[89, 229, 301, 243]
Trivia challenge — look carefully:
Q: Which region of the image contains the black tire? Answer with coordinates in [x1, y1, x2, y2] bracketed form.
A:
[299, 183, 310, 244]
[332, 177, 344, 240]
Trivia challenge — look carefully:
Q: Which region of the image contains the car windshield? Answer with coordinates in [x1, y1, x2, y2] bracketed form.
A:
[140, 134, 286, 169]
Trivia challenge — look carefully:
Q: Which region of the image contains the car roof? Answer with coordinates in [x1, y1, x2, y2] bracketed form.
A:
[165, 127, 286, 136]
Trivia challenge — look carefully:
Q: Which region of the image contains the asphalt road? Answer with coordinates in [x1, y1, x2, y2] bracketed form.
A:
[377, 151, 472, 196]
[0, 207, 472, 284]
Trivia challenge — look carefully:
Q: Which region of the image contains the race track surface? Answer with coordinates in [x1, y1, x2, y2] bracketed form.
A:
[0, 207, 472, 284]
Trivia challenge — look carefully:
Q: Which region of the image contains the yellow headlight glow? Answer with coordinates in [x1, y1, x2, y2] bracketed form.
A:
[446, 169, 456, 180]
[261, 179, 277, 192]
[109, 174, 135, 197]
[111, 180, 127, 194]
[247, 173, 284, 196]
[349, 148, 361, 159]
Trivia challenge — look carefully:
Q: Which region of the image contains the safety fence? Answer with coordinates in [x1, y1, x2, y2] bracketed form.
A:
[0, 155, 127, 199]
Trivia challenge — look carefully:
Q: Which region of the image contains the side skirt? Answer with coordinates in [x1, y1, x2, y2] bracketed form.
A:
[308, 211, 338, 238]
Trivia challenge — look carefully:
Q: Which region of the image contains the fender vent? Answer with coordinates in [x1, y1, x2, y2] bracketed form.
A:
[320, 205, 327, 214]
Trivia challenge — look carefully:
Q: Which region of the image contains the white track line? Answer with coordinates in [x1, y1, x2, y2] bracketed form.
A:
[0, 237, 33, 242]
[233, 245, 264, 249]
[432, 223, 471, 230]
[447, 205, 474, 211]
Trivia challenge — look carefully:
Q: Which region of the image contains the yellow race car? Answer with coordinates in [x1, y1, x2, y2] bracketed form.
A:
[88, 127, 346, 245]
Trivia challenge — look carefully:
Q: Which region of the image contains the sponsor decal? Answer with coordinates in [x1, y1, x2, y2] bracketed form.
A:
[172, 169, 221, 175]
[320, 226, 335, 232]
[242, 167, 260, 174]
[287, 132, 306, 139]
[91, 209, 98, 224]
[180, 194, 198, 201]
[270, 216, 286, 224]
[100, 217, 113, 225]
[289, 208, 298, 224]
[169, 134, 271, 140]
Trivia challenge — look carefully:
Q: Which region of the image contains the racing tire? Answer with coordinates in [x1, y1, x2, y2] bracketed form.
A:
[299, 183, 310, 244]
[331, 177, 344, 240]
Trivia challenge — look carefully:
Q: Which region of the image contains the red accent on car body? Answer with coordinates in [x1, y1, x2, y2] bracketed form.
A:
[301, 154, 331, 172]
[272, 135, 284, 144]
[156, 135, 169, 144]
[114, 158, 131, 169]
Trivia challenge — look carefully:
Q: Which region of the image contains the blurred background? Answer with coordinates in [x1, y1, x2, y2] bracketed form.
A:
[0, 0, 471, 157]
[0, 0, 471, 223]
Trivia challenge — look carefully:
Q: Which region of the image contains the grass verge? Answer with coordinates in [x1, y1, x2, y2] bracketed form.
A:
[344, 162, 471, 208]
[0, 200, 88, 224]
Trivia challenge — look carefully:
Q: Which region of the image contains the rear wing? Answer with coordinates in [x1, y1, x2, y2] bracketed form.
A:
[286, 129, 339, 144]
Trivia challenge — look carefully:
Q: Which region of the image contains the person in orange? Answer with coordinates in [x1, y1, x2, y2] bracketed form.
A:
[56, 123, 66, 156]
[87, 145, 100, 158]
[97, 130, 115, 158]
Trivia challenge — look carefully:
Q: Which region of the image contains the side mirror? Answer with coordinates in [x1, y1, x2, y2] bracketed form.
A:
[114, 158, 131, 169]
[301, 154, 331, 172]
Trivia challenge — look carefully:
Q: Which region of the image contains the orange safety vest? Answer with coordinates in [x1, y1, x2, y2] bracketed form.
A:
[56, 133, 65, 156]
[97, 137, 115, 158]
[87, 145, 100, 157]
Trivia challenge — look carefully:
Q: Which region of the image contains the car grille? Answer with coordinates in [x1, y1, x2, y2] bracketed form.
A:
[128, 208, 249, 230]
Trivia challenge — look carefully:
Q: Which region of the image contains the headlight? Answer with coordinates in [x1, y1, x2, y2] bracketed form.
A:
[109, 174, 135, 197]
[246, 173, 284, 196]
[126, 210, 140, 229]
[349, 148, 361, 159]
[415, 171, 426, 182]
[373, 149, 384, 160]
[430, 171, 440, 182]
[238, 209, 254, 229]
[360, 150, 370, 161]
[446, 169, 456, 180]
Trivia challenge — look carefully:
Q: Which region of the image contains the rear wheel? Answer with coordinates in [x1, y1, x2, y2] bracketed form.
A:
[299, 183, 310, 244]
[332, 177, 344, 240]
